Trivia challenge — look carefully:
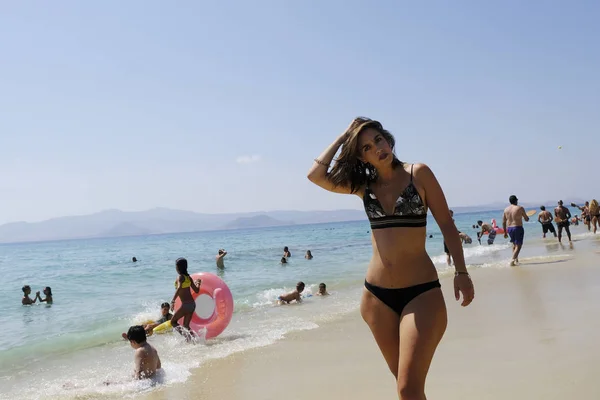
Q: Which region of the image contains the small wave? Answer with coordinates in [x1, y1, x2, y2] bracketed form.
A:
[431, 242, 511, 266]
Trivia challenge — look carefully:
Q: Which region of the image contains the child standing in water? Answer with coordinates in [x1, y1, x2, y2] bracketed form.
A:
[21, 285, 38, 305]
[170, 258, 201, 340]
[36, 287, 53, 304]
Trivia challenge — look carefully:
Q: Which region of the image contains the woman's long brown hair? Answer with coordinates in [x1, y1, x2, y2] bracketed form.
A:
[329, 117, 402, 193]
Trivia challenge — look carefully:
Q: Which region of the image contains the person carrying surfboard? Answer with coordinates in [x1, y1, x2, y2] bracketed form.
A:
[502, 195, 529, 266]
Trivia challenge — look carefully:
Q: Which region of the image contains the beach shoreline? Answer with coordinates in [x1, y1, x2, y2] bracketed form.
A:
[140, 244, 600, 400]
[3, 224, 599, 400]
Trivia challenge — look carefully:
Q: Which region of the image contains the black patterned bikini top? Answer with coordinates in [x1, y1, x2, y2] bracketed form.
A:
[363, 164, 428, 230]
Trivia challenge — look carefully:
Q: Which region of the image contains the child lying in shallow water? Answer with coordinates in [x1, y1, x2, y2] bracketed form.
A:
[277, 281, 305, 304]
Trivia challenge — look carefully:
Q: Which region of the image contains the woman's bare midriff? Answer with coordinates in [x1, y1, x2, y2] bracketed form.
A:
[365, 226, 439, 288]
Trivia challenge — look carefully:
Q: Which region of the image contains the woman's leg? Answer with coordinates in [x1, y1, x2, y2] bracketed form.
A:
[361, 289, 401, 378]
[170, 306, 192, 337]
[397, 288, 447, 400]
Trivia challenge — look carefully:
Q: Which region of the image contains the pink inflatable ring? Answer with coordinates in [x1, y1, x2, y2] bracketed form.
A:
[173, 272, 234, 339]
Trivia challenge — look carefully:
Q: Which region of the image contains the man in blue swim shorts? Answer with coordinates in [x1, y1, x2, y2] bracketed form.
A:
[502, 195, 529, 266]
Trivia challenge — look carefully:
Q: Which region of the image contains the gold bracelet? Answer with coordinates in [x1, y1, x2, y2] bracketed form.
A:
[455, 271, 469, 276]
[314, 158, 330, 167]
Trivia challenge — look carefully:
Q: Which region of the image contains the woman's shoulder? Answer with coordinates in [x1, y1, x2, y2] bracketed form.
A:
[406, 162, 430, 174]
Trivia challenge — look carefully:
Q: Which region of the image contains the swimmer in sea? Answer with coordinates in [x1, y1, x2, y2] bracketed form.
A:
[21, 285, 38, 305]
[305, 250, 313, 260]
[277, 281, 304, 304]
[537, 206, 557, 238]
[459, 232, 472, 244]
[125, 325, 161, 380]
[502, 195, 530, 266]
[283, 246, 291, 258]
[476, 220, 496, 245]
[554, 200, 572, 244]
[316, 282, 329, 296]
[215, 249, 227, 269]
[36, 286, 53, 304]
[170, 258, 202, 341]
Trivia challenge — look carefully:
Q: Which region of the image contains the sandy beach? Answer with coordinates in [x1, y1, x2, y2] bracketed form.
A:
[142, 240, 600, 400]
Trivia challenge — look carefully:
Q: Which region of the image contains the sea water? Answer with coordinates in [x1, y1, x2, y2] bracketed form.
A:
[0, 210, 591, 399]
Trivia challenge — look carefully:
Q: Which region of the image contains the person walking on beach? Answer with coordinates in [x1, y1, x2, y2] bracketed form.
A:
[554, 200, 573, 244]
[307, 117, 474, 399]
[170, 258, 202, 341]
[588, 199, 599, 234]
[502, 195, 529, 266]
[574, 201, 591, 231]
[537, 206, 557, 239]
[215, 249, 227, 269]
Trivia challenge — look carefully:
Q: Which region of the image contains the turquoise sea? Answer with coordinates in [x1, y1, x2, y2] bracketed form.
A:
[0, 210, 591, 399]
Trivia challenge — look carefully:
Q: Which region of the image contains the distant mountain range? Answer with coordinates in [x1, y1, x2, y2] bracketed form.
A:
[0, 198, 589, 244]
[0, 208, 366, 244]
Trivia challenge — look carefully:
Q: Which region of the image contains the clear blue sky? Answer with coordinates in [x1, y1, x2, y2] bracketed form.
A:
[1, 1, 598, 224]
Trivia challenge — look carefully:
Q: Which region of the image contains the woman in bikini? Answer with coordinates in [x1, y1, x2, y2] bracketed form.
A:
[170, 257, 201, 340]
[307, 117, 474, 399]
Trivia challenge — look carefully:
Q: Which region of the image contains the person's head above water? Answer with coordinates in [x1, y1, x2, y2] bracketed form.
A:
[283, 246, 289, 252]
[43, 287, 52, 296]
[509, 195, 518, 205]
[477, 220, 483, 226]
[132, 257, 137, 262]
[126, 325, 147, 348]
[218, 249, 224, 255]
[558, 200, 564, 206]
[175, 257, 189, 275]
[318, 283, 327, 294]
[328, 117, 403, 193]
[540, 205, 546, 211]
[160, 302, 170, 316]
[22, 285, 31, 295]
[306, 250, 312, 256]
[296, 281, 305, 293]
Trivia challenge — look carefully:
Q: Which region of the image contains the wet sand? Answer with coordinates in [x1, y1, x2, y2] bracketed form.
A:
[143, 249, 600, 400]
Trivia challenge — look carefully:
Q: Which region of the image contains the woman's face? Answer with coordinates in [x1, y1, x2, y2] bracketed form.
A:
[357, 128, 393, 169]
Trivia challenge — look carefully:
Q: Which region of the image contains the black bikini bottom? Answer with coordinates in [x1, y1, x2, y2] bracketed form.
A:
[364, 279, 441, 316]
